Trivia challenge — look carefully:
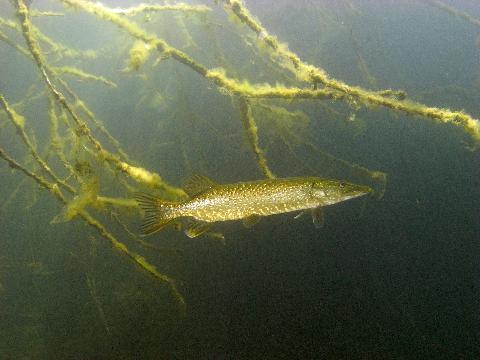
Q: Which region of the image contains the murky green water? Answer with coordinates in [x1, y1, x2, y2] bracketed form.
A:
[0, 1, 479, 359]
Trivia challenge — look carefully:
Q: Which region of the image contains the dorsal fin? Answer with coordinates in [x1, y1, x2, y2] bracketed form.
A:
[183, 174, 218, 197]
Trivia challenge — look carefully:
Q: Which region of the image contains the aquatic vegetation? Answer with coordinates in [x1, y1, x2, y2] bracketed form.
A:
[427, 1, 480, 28]
[52, 66, 117, 87]
[107, 3, 211, 17]
[125, 41, 152, 72]
[0, 0, 479, 323]
[222, 0, 480, 146]
[238, 97, 275, 179]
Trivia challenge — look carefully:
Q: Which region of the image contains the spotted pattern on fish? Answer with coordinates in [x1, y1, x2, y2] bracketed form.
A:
[176, 177, 371, 222]
[136, 176, 372, 236]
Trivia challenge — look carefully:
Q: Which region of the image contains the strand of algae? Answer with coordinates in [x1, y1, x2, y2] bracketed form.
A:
[0, 28, 31, 57]
[12, 0, 183, 196]
[304, 140, 387, 199]
[0, 29, 113, 180]
[12, 0, 103, 155]
[7, 7, 183, 218]
[56, 0, 385, 186]
[61, 0, 355, 103]
[125, 40, 152, 72]
[0, 147, 46, 213]
[251, 101, 387, 197]
[0, 94, 75, 195]
[59, 0, 418, 188]
[0, 145, 186, 314]
[427, 1, 480, 28]
[0, 93, 52, 213]
[58, 0, 343, 101]
[52, 66, 117, 88]
[109, 3, 211, 16]
[176, 13, 200, 51]
[47, 96, 76, 177]
[221, 0, 480, 147]
[56, 78, 132, 164]
[96, 196, 137, 208]
[238, 97, 275, 179]
[30, 10, 64, 17]
[85, 275, 111, 336]
[0, 16, 97, 60]
[32, 26, 97, 60]
[251, 101, 310, 148]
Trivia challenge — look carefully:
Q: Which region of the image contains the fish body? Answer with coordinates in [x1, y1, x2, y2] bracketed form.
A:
[136, 175, 372, 237]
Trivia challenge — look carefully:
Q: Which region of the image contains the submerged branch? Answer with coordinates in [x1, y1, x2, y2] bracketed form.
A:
[52, 66, 117, 88]
[0, 94, 75, 194]
[13, 0, 182, 194]
[108, 3, 211, 16]
[427, 0, 480, 28]
[0, 0, 476, 319]
[0, 144, 186, 314]
[221, 0, 480, 147]
[238, 97, 275, 179]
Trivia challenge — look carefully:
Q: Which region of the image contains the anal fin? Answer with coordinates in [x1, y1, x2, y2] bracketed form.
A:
[242, 214, 261, 228]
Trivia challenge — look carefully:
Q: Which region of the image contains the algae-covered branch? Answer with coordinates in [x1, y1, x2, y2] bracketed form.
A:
[0, 0, 479, 317]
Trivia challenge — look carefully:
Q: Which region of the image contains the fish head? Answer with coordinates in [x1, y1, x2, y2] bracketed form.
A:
[310, 178, 373, 206]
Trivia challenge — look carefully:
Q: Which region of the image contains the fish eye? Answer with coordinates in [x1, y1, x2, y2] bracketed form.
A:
[339, 181, 346, 188]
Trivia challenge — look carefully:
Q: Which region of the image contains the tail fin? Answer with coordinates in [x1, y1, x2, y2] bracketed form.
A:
[135, 193, 179, 235]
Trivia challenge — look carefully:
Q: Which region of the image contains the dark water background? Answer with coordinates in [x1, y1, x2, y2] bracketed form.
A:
[1, 0, 480, 359]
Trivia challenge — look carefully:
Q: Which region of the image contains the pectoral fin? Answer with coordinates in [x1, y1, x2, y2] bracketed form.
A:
[242, 214, 261, 228]
[311, 206, 324, 228]
[184, 220, 212, 238]
[294, 211, 306, 219]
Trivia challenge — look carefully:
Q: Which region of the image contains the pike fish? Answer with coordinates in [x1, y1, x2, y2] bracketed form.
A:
[135, 174, 372, 238]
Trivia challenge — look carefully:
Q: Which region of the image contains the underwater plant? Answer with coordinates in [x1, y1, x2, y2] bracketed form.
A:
[1, 0, 479, 322]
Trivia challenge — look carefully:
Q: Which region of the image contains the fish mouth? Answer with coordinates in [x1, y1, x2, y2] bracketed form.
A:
[348, 186, 374, 200]
[344, 193, 366, 201]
